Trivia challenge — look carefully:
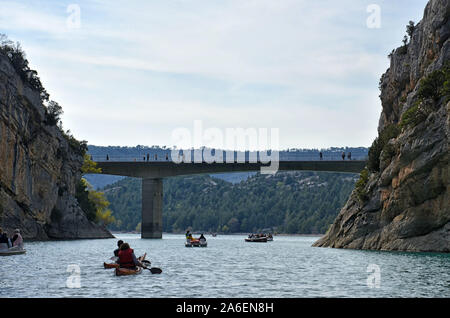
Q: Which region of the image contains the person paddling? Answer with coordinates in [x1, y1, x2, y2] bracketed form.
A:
[113, 240, 124, 257]
[117, 243, 142, 269]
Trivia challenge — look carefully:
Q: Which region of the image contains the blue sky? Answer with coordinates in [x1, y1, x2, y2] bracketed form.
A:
[0, 0, 428, 149]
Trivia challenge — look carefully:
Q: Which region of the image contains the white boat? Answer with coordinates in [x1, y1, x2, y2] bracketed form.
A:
[0, 246, 26, 256]
[185, 239, 207, 247]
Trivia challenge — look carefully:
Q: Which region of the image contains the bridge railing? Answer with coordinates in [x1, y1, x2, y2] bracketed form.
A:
[90, 153, 368, 163]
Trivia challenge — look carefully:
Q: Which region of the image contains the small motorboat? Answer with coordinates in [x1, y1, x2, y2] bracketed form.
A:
[0, 247, 26, 256]
[115, 266, 143, 276]
[245, 236, 267, 243]
[185, 239, 207, 247]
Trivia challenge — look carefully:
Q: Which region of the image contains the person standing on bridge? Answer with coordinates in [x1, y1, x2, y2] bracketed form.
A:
[147, 153, 149, 162]
[155, 154, 158, 161]
[341, 152, 345, 160]
[348, 152, 352, 160]
[106, 154, 109, 161]
[319, 152, 323, 160]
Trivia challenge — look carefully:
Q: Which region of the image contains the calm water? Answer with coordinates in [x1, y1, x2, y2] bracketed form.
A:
[0, 234, 448, 298]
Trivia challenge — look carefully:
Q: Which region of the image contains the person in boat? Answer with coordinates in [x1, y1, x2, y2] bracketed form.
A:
[199, 233, 206, 243]
[11, 229, 23, 248]
[117, 243, 142, 269]
[0, 228, 11, 249]
[186, 231, 193, 240]
[113, 240, 124, 257]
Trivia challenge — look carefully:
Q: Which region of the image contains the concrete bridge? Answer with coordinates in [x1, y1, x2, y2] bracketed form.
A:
[94, 159, 367, 238]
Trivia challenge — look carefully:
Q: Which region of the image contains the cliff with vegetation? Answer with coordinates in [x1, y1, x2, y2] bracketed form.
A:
[314, 0, 449, 252]
[0, 36, 113, 240]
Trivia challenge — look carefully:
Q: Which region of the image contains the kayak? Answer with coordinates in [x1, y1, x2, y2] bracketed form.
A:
[104, 254, 149, 269]
[245, 237, 267, 242]
[104, 262, 119, 269]
[0, 248, 26, 256]
[115, 266, 143, 276]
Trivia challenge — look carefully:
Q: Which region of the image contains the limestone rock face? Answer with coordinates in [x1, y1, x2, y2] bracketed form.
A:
[0, 53, 113, 240]
[314, 0, 449, 252]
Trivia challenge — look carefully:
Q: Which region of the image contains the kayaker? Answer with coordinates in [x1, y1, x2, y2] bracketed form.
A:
[11, 229, 23, 248]
[117, 243, 142, 269]
[113, 240, 124, 257]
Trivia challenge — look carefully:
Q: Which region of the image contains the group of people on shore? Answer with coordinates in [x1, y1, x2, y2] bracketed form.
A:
[0, 228, 23, 250]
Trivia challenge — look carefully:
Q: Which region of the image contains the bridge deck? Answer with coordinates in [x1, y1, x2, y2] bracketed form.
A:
[95, 160, 366, 178]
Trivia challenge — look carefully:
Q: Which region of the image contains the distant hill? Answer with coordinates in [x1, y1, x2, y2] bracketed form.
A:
[102, 171, 358, 234]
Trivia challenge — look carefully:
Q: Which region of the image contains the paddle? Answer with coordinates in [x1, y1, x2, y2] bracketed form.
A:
[141, 265, 162, 274]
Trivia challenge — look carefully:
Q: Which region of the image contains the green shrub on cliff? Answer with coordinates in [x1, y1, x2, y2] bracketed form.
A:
[76, 179, 97, 222]
[399, 101, 424, 129]
[81, 153, 101, 174]
[417, 64, 448, 101]
[76, 178, 116, 226]
[368, 124, 400, 172]
[62, 130, 88, 156]
[400, 62, 450, 129]
[355, 168, 369, 202]
[44, 100, 63, 126]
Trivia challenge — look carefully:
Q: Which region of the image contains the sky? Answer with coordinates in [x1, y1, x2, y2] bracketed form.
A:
[0, 0, 429, 150]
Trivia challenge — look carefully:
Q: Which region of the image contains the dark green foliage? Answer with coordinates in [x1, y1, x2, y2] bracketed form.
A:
[402, 35, 408, 46]
[406, 21, 415, 38]
[63, 130, 88, 156]
[103, 172, 358, 234]
[400, 62, 450, 129]
[368, 125, 400, 172]
[45, 100, 63, 126]
[0, 34, 49, 102]
[399, 102, 424, 129]
[417, 62, 450, 101]
[367, 137, 382, 172]
[355, 169, 369, 203]
[381, 142, 396, 162]
[75, 179, 97, 222]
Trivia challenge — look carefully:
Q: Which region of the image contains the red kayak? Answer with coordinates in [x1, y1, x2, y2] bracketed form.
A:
[115, 267, 143, 276]
[104, 262, 119, 269]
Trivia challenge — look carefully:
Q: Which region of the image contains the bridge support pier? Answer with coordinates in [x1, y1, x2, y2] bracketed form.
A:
[141, 178, 163, 239]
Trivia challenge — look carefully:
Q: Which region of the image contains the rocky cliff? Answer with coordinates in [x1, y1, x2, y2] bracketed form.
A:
[314, 0, 449, 252]
[0, 51, 113, 240]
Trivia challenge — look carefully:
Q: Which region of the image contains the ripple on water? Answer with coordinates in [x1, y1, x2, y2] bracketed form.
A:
[0, 234, 449, 298]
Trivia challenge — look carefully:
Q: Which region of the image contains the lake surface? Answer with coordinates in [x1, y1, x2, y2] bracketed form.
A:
[0, 234, 448, 298]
